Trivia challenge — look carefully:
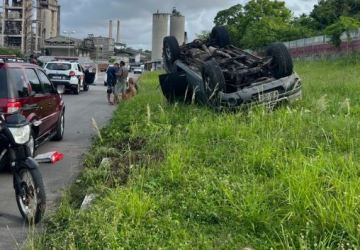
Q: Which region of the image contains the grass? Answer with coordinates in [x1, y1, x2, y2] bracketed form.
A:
[31, 56, 360, 249]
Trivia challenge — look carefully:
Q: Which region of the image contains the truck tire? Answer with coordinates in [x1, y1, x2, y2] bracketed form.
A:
[199, 59, 226, 108]
[266, 43, 293, 79]
[163, 36, 180, 73]
[210, 26, 230, 48]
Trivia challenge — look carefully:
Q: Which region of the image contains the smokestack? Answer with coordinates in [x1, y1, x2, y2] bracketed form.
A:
[109, 20, 113, 39]
[116, 20, 120, 43]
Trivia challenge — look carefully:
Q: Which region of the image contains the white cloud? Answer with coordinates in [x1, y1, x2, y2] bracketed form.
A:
[59, 0, 318, 49]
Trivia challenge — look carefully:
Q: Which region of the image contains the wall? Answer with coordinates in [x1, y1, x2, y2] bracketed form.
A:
[284, 29, 360, 58]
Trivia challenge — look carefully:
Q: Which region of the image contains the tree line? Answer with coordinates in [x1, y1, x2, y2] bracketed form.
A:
[210, 0, 360, 49]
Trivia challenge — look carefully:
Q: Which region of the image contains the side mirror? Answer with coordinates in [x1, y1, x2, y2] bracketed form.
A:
[57, 85, 65, 95]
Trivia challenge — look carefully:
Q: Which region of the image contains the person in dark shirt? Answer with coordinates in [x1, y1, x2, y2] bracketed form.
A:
[106, 63, 119, 104]
[29, 54, 38, 65]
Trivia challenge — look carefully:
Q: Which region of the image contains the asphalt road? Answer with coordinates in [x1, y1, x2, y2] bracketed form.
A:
[0, 74, 115, 250]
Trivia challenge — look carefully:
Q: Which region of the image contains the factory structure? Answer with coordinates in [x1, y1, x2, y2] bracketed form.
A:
[151, 8, 186, 69]
[0, 0, 61, 55]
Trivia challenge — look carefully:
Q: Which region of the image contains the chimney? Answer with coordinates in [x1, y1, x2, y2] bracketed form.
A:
[116, 20, 120, 43]
[109, 20, 113, 39]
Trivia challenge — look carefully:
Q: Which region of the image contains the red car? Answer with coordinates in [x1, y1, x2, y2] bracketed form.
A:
[0, 59, 65, 169]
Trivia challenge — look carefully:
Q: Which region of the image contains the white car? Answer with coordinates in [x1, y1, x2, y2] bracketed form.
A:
[44, 61, 87, 94]
[133, 67, 143, 75]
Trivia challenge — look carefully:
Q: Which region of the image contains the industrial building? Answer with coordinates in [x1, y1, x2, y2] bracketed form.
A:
[0, 0, 60, 55]
[151, 8, 185, 69]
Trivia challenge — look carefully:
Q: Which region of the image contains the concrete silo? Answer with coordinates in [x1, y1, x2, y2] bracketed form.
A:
[170, 8, 185, 45]
[152, 12, 169, 62]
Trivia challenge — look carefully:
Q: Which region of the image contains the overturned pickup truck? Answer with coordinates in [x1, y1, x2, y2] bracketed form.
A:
[159, 26, 302, 110]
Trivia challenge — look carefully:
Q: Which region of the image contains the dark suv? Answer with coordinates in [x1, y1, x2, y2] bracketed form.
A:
[0, 60, 65, 170]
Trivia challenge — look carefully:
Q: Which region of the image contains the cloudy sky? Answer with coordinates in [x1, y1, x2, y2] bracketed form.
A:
[59, 0, 318, 49]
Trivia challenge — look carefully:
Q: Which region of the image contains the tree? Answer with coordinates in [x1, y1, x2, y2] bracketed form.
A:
[214, 0, 304, 49]
[310, 0, 360, 30]
[325, 16, 360, 47]
[196, 31, 210, 42]
[214, 4, 243, 26]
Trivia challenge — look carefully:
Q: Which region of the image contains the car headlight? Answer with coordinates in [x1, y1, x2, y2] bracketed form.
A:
[8, 125, 31, 144]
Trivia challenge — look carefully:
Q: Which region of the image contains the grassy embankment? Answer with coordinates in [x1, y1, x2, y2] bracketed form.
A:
[32, 57, 360, 249]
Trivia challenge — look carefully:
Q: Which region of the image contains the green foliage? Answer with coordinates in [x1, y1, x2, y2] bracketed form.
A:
[214, 4, 243, 26]
[325, 16, 360, 47]
[0, 47, 22, 57]
[215, 0, 360, 49]
[195, 30, 210, 42]
[32, 60, 360, 249]
[310, 0, 360, 30]
[214, 0, 312, 49]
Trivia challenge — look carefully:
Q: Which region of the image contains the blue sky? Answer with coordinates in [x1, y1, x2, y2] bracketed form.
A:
[59, 0, 318, 49]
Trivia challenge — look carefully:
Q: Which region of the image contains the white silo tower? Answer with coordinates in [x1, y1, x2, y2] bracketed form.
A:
[170, 8, 185, 45]
[152, 11, 170, 62]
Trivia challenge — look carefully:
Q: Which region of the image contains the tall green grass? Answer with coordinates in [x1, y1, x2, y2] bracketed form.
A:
[32, 57, 360, 249]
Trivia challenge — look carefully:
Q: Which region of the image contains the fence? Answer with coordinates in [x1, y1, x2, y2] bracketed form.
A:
[283, 28, 360, 58]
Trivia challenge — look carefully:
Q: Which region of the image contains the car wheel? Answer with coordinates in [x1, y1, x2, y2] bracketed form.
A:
[74, 82, 80, 95]
[52, 112, 65, 141]
[199, 59, 226, 108]
[266, 43, 293, 79]
[163, 36, 180, 73]
[210, 26, 230, 48]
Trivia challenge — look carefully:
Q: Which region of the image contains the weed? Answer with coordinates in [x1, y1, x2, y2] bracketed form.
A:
[31, 61, 360, 249]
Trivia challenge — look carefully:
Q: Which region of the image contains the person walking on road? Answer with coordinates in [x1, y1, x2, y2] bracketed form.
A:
[106, 63, 119, 105]
[115, 61, 129, 102]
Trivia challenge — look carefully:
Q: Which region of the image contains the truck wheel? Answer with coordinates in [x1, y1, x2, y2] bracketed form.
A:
[210, 26, 230, 48]
[200, 59, 226, 107]
[266, 43, 293, 79]
[163, 36, 180, 73]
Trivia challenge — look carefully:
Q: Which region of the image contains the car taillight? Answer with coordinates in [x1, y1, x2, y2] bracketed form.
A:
[7, 101, 22, 114]
[69, 71, 76, 77]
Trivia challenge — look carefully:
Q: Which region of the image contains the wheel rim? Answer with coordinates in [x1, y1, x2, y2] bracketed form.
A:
[77, 83, 80, 93]
[18, 170, 37, 221]
[28, 135, 35, 157]
[60, 114, 64, 136]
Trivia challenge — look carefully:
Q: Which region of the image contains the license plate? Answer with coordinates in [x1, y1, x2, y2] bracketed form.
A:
[258, 90, 279, 102]
[52, 76, 62, 79]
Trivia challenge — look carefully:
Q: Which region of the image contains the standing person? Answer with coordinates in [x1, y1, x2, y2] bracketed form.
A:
[106, 63, 119, 105]
[115, 61, 129, 102]
[29, 54, 38, 65]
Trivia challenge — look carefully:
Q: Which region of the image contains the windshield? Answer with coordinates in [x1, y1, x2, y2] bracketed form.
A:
[46, 63, 71, 71]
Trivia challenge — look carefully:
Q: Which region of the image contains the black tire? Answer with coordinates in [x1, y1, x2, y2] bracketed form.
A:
[198, 59, 226, 107]
[210, 26, 230, 48]
[52, 112, 65, 141]
[163, 36, 180, 73]
[266, 43, 293, 79]
[74, 81, 80, 95]
[15, 166, 46, 224]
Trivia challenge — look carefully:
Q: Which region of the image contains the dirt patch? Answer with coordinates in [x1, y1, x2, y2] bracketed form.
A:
[113, 137, 147, 152]
[107, 137, 164, 186]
